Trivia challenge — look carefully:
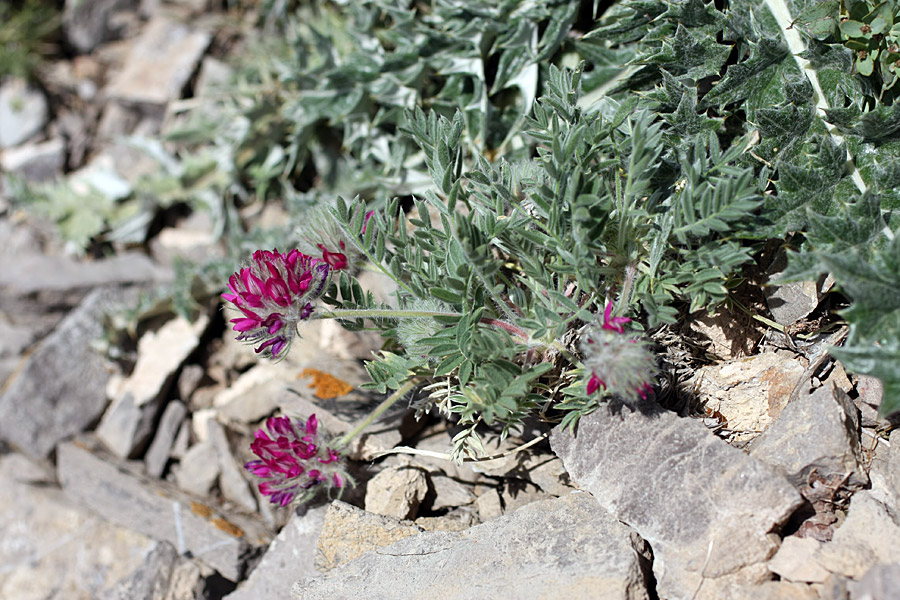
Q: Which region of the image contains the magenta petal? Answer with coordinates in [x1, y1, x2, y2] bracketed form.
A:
[587, 373, 605, 395]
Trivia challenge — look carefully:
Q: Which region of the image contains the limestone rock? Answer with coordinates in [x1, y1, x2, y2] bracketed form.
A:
[63, 0, 136, 53]
[106, 17, 210, 107]
[364, 464, 429, 519]
[224, 505, 327, 600]
[97, 314, 209, 458]
[175, 441, 220, 497]
[0, 137, 65, 182]
[0, 286, 141, 459]
[691, 352, 806, 442]
[99, 541, 202, 600]
[765, 251, 831, 327]
[0, 250, 161, 294]
[474, 487, 503, 522]
[688, 308, 763, 360]
[0, 78, 48, 148]
[57, 439, 271, 581]
[750, 384, 868, 490]
[295, 493, 651, 600]
[315, 500, 422, 572]
[207, 419, 257, 513]
[846, 563, 900, 600]
[144, 400, 187, 478]
[550, 402, 803, 600]
[768, 536, 830, 583]
[429, 474, 476, 511]
[0, 453, 156, 598]
[814, 492, 900, 580]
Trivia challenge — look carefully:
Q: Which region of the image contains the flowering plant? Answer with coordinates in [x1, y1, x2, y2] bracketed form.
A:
[204, 0, 900, 507]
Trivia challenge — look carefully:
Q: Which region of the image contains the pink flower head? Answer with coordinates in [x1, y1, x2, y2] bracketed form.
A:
[317, 241, 349, 270]
[601, 301, 631, 333]
[222, 249, 331, 359]
[244, 414, 347, 507]
[582, 304, 656, 404]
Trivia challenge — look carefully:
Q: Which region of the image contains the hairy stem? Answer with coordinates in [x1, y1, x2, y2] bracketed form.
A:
[335, 379, 419, 449]
[315, 308, 530, 340]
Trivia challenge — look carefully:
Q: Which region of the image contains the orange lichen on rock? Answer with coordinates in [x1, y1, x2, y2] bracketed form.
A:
[190, 501, 214, 518]
[299, 368, 353, 399]
[212, 517, 244, 538]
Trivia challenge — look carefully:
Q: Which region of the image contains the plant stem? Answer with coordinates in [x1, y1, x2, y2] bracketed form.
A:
[314, 308, 531, 340]
[335, 379, 418, 448]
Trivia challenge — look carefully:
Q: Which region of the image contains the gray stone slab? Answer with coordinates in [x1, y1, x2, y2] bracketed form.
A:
[750, 384, 868, 489]
[63, 0, 136, 53]
[145, 400, 187, 478]
[0, 452, 155, 598]
[99, 540, 202, 600]
[0, 137, 65, 182]
[550, 402, 803, 600]
[57, 439, 273, 581]
[293, 493, 651, 600]
[225, 505, 327, 600]
[0, 286, 141, 459]
[208, 419, 257, 513]
[107, 17, 210, 106]
[0, 78, 48, 148]
[0, 251, 162, 294]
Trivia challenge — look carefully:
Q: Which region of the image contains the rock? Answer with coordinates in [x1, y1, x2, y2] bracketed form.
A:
[721, 581, 822, 600]
[144, 400, 187, 478]
[224, 505, 328, 600]
[364, 464, 429, 519]
[550, 402, 803, 600]
[0, 251, 161, 294]
[294, 492, 652, 600]
[100, 540, 202, 600]
[474, 487, 503, 522]
[214, 364, 286, 424]
[522, 454, 575, 496]
[499, 480, 552, 514]
[175, 441, 220, 497]
[97, 314, 209, 458]
[691, 352, 807, 442]
[414, 509, 478, 532]
[191, 407, 217, 443]
[768, 536, 830, 583]
[0, 138, 65, 182]
[57, 439, 271, 581]
[315, 500, 422, 572]
[765, 251, 831, 326]
[814, 492, 900, 579]
[63, 0, 136, 53]
[429, 474, 476, 511]
[750, 384, 868, 490]
[688, 308, 763, 360]
[207, 419, 257, 513]
[0, 286, 142, 459]
[0, 78, 48, 148]
[177, 363, 205, 403]
[0, 452, 157, 598]
[847, 563, 900, 600]
[106, 17, 211, 107]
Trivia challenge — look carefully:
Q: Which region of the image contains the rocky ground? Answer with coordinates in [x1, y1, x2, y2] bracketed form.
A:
[1, 1, 899, 599]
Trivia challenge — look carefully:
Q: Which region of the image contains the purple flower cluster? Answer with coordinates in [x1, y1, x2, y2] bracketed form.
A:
[583, 302, 656, 403]
[222, 249, 331, 359]
[244, 414, 345, 507]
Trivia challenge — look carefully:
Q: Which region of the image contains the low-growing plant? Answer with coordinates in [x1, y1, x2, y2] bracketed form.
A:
[30, 0, 894, 508]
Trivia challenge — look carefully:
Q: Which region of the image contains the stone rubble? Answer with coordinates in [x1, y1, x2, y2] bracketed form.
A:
[294, 492, 652, 600]
[0, 286, 144, 459]
[57, 438, 271, 582]
[550, 401, 804, 600]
